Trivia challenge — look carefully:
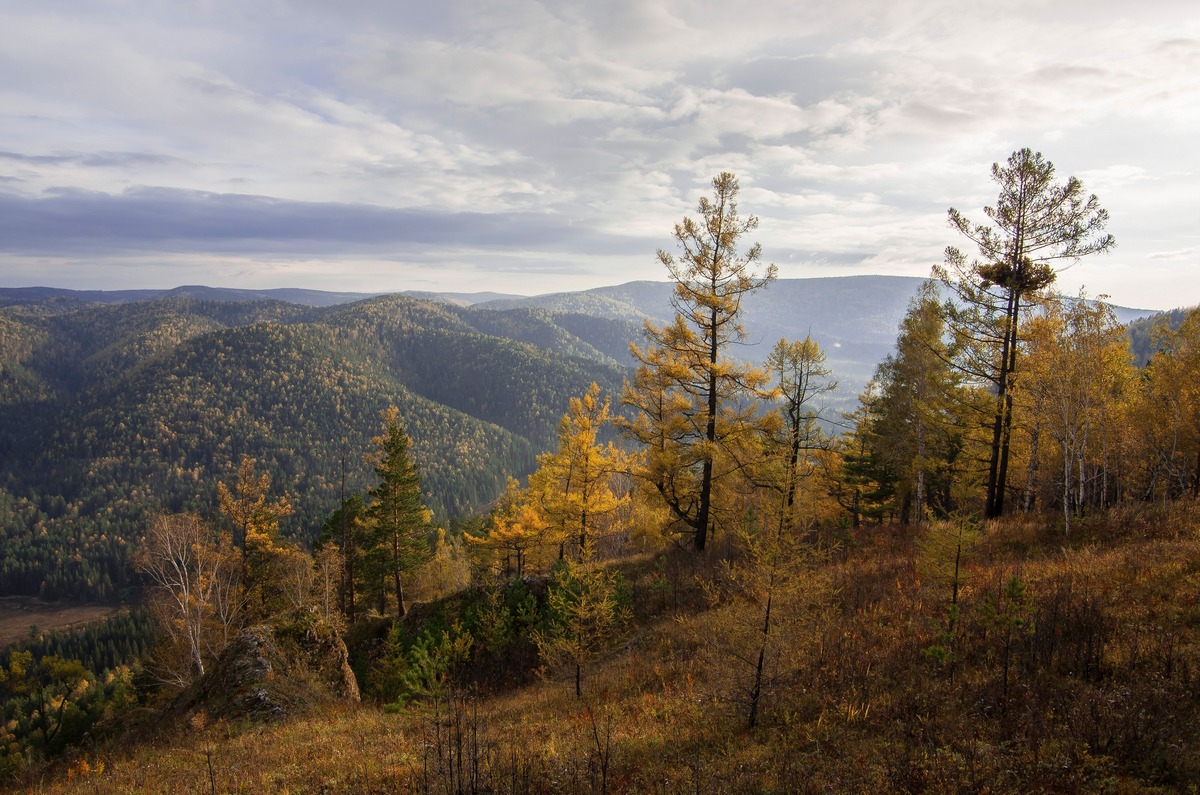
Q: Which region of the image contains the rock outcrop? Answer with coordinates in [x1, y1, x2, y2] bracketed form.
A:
[169, 616, 359, 725]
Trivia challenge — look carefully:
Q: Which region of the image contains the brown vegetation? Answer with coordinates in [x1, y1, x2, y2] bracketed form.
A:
[0, 599, 122, 648]
[30, 499, 1200, 794]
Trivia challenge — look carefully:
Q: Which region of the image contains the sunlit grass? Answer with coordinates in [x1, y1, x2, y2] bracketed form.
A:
[35, 500, 1200, 794]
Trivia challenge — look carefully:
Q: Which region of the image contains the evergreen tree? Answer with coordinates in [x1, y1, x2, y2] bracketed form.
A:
[830, 383, 896, 528]
[935, 148, 1114, 518]
[318, 493, 369, 623]
[871, 282, 965, 522]
[365, 407, 433, 617]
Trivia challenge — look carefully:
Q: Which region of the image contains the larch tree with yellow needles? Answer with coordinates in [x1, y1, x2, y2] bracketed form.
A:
[623, 172, 776, 552]
[529, 382, 629, 562]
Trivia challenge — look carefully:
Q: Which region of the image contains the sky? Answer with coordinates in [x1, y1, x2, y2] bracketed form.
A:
[1, 0, 1198, 309]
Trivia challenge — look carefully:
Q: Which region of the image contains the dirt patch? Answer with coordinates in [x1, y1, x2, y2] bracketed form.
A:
[0, 597, 124, 647]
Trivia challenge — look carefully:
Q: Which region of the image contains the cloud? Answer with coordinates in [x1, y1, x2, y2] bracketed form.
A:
[0, 187, 651, 257]
[0, 151, 186, 168]
[0, 1, 1196, 307]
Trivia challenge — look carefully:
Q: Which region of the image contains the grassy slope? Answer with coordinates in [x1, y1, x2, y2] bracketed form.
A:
[35, 500, 1200, 794]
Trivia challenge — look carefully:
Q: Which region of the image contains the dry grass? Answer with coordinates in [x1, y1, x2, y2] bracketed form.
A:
[28, 500, 1200, 794]
[0, 598, 123, 647]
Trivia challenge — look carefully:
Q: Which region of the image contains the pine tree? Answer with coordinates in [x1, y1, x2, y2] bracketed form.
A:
[365, 407, 432, 617]
[935, 148, 1114, 518]
[870, 282, 965, 522]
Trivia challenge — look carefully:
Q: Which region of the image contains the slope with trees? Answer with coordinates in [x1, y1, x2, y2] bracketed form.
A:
[935, 148, 1115, 518]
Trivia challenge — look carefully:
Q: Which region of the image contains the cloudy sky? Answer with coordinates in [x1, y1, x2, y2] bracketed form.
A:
[1, 0, 1197, 308]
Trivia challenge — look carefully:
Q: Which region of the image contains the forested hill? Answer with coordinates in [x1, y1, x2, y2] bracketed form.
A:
[0, 278, 1164, 604]
[3, 277, 1157, 405]
[477, 275, 1158, 403]
[0, 294, 626, 602]
[0, 285, 519, 309]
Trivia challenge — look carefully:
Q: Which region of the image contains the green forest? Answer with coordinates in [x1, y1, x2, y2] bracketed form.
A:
[3, 153, 1200, 793]
[0, 293, 628, 602]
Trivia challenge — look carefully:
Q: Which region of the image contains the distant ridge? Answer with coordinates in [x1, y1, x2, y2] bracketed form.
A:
[3, 276, 1159, 405]
[0, 285, 382, 307]
[478, 275, 1159, 328]
[0, 285, 522, 308]
[2, 276, 1159, 322]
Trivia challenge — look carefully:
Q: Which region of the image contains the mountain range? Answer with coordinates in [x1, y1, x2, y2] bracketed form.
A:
[0, 276, 1160, 602]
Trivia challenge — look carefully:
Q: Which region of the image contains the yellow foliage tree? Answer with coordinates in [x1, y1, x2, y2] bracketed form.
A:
[217, 455, 294, 619]
[134, 513, 242, 687]
[529, 383, 630, 561]
[466, 478, 554, 580]
[1139, 307, 1200, 501]
[1022, 295, 1135, 532]
[764, 336, 837, 534]
[622, 172, 776, 551]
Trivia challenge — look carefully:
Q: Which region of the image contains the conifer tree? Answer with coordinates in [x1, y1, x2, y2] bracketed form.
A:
[529, 382, 629, 560]
[830, 383, 895, 528]
[366, 407, 432, 617]
[765, 336, 836, 534]
[218, 455, 293, 619]
[318, 493, 368, 623]
[623, 172, 776, 551]
[935, 148, 1114, 518]
[533, 558, 629, 698]
[870, 282, 965, 522]
[465, 477, 552, 580]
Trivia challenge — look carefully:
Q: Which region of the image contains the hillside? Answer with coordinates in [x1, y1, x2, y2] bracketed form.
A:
[478, 276, 1158, 405]
[4, 277, 1159, 410]
[0, 276, 1169, 604]
[0, 294, 626, 602]
[0, 285, 519, 309]
[36, 501, 1200, 794]
[2, 278, 1195, 792]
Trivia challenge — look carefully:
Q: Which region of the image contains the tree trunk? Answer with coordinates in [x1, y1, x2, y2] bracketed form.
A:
[392, 529, 407, 617]
[986, 287, 1022, 518]
[1023, 423, 1041, 512]
[748, 592, 772, 729]
[695, 302, 720, 552]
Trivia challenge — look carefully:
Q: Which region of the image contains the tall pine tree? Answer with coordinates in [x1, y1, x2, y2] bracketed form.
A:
[366, 407, 432, 617]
